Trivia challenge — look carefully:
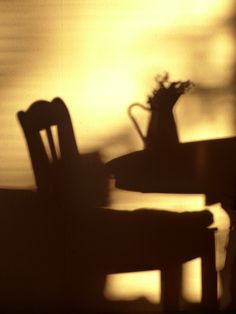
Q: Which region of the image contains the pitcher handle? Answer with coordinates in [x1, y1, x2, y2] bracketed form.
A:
[128, 103, 150, 144]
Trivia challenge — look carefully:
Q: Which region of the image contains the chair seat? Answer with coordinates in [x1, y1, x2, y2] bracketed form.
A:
[75, 208, 214, 273]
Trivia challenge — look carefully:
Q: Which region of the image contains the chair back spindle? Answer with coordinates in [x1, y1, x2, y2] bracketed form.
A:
[17, 98, 80, 193]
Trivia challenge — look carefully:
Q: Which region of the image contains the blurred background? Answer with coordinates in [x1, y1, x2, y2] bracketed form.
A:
[0, 0, 235, 187]
[0, 0, 235, 309]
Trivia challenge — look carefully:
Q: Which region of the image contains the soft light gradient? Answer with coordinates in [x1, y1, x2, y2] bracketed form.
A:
[0, 0, 234, 306]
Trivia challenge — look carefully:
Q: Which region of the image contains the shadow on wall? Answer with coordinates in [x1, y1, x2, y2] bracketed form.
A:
[0, 95, 221, 313]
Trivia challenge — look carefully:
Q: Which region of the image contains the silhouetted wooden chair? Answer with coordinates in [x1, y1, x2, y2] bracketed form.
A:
[17, 98, 218, 312]
[18, 98, 79, 192]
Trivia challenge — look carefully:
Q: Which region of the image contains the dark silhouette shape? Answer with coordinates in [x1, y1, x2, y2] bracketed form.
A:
[105, 74, 236, 312]
[105, 74, 236, 208]
[2, 97, 216, 313]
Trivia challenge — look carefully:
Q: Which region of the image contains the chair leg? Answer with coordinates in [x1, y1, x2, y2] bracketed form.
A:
[161, 264, 182, 312]
[201, 231, 218, 310]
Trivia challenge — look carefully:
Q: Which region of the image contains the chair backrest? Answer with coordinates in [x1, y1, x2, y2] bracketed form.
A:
[17, 98, 80, 193]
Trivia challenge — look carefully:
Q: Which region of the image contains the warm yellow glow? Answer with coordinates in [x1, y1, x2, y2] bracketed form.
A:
[0, 0, 234, 308]
[0, 0, 234, 186]
[109, 181, 206, 211]
[176, 96, 236, 143]
[107, 191, 230, 304]
[105, 270, 161, 303]
[39, 126, 61, 161]
[183, 262, 225, 302]
[182, 258, 202, 302]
